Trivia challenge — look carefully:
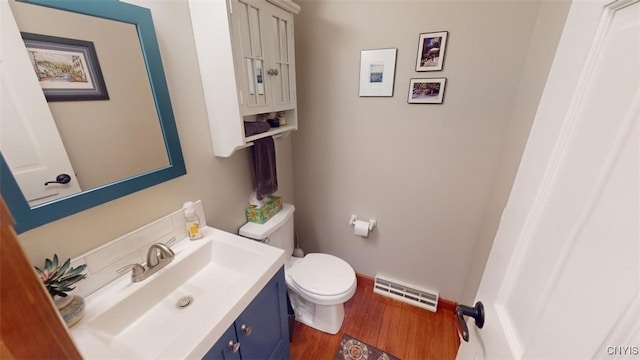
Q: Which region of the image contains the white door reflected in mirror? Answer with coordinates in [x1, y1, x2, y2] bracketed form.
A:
[0, 1, 81, 206]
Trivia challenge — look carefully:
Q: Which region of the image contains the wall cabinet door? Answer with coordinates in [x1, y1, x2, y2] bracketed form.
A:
[266, 5, 296, 113]
[230, 0, 296, 116]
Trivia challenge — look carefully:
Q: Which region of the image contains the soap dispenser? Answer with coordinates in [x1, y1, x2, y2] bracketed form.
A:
[183, 202, 203, 240]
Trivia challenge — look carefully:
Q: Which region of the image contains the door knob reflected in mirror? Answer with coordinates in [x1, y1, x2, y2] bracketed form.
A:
[44, 174, 72, 186]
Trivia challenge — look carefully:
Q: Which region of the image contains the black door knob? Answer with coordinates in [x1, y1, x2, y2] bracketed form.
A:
[44, 174, 72, 186]
[456, 301, 485, 342]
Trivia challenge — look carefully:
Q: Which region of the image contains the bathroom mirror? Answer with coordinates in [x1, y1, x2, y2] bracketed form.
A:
[0, 0, 186, 234]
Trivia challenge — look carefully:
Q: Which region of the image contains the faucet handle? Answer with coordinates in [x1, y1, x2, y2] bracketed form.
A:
[117, 263, 145, 277]
[165, 236, 177, 247]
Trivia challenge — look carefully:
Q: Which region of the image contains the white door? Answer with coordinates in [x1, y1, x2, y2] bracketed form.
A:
[457, 0, 639, 358]
[0, 1, 81, 206]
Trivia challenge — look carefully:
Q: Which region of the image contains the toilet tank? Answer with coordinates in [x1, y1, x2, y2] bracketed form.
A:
[239, 203, 295, 256]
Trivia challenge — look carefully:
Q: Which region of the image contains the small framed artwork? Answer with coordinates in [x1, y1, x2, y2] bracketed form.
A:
[408, 78, 447, 104]
[359, 48, 397, 97]
[415, 31, 448, 72]
[21, 32, 109, 102]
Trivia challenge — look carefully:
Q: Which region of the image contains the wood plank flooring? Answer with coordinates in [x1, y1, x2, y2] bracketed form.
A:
[289, 275, 461, 360]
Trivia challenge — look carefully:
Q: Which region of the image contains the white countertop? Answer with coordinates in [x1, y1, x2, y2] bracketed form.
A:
[69, 227, 286, 359]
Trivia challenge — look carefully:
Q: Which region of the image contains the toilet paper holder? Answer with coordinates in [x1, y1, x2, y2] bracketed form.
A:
[349, 215, 377, 231]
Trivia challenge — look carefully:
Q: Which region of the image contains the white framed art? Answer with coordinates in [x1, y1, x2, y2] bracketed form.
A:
[359, 48, 397, 97]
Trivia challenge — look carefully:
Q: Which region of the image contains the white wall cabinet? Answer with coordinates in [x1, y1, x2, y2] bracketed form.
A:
[230, 0, 297, 116]
[189, 0, 300, 157]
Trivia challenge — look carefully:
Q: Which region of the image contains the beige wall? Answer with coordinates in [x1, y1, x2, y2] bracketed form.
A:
[292, 0, 570, 301]
[460, 0, 572, 305]
[16, 0, 295, 264]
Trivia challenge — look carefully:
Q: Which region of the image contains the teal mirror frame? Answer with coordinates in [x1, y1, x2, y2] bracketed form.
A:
[1, 0, 186, 234]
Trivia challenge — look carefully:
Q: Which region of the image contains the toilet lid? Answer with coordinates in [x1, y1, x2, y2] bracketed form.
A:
[289, 253, 355, 296]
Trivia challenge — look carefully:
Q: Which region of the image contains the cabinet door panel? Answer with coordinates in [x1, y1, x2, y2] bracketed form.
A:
[232, 0, 271, 114]
[279, 63, 290, 105]
[203, 325, 241, 360]
[247, 5, 263, 57]
[268, 7, 295, 109]
[235, 268, 289, 359]
[235, 2, 258, 56]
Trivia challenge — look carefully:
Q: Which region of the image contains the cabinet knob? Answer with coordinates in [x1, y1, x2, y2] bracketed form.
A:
[227, 340, 240, 353]
[267, 68, 279, 76]
[240, 324, 253, 336]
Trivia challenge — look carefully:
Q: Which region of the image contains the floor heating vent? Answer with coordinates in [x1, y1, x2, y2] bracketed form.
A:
[373, 275, 439, 312]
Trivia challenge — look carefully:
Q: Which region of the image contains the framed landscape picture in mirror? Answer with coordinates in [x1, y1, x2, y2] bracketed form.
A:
[21, 32, 109, 101]
[415, 31, 448, 72]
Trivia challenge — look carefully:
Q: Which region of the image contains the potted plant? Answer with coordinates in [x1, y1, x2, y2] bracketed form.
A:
[35, 254, 87, 328]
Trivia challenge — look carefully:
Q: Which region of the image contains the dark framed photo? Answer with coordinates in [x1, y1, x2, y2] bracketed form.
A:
[21, 32, 109, 101]
[415, 31, 448, 72]
[408, 78, 446, 104]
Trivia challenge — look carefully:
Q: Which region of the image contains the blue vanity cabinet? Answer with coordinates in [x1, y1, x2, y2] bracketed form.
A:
[204, 325, 242, 360]
[203, 267, 290, 360]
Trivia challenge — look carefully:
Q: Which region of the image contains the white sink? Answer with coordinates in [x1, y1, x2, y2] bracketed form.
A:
[69, 227, 286, 359]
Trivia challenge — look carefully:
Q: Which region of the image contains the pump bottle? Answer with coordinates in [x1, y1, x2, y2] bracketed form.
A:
[184, 203, 202, 240]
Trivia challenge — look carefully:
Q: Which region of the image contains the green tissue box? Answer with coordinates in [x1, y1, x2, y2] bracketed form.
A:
[245, 196, 283, 224]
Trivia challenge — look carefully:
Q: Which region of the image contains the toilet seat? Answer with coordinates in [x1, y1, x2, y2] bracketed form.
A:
[287, 253, 356, 305]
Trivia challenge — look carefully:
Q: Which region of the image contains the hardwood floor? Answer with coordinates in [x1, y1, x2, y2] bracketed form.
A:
[289, 275, 461, 360]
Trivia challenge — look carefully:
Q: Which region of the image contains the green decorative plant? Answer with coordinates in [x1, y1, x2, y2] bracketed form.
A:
[35, 254, 87, 298]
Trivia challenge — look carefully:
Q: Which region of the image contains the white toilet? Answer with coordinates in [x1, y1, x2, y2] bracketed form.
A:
[239, 204, 356, 334]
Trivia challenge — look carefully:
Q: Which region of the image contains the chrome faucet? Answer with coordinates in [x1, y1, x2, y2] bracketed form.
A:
[117, 242, 176, 283]
[146, 243, 175, 268]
